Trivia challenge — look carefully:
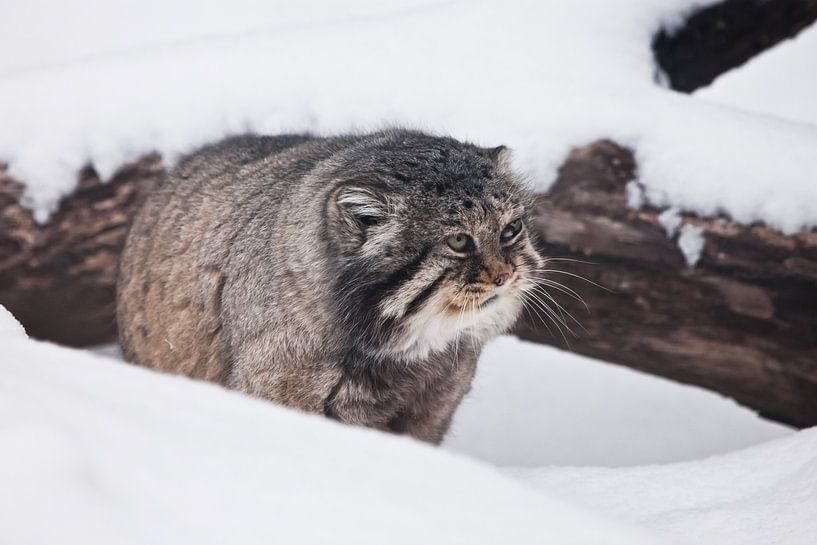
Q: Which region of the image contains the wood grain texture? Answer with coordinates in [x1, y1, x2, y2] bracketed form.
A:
[0, 156, 162, 346]
[515, 141, 817, 428]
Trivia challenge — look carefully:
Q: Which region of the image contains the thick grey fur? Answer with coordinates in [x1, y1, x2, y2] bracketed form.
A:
[117, 129, 543, 443]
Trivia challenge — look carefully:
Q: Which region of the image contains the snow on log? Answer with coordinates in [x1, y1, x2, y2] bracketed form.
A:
[1, 141, 816, 427]
[515, 141, 817, 428]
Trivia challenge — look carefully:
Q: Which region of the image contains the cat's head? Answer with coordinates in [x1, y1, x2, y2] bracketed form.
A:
[325, 130, 544, 361]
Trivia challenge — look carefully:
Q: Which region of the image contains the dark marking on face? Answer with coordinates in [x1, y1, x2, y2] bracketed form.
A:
[403, 268, 452, 317]
[504, 232, 528, 251]
[372, 244, 433, 300]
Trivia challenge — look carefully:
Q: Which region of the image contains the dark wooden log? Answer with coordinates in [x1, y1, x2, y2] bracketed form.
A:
[653, 0, 817, 92]
[515, 141, 817, 428]
[1, 142, 816, 427]
[0, 156, 162, 346]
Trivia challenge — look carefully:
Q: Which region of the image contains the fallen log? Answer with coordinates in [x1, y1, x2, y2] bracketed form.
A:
[516, 141, 817, 428]
[653, 0, 817, 92]
[0, 156, 162, 346]
[1, 142, 816, 427]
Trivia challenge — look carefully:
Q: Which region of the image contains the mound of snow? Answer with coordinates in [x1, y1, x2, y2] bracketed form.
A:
[446, 337, 789, 467]
[89, 336, 791, 469]
[696, 24, 817, 127]
[2, 0, 817, 232]
[0, 305, 810, 544]
[0, 320, 661, 545]
[513, 428, 817, 545]
[0, 305, 26, 338]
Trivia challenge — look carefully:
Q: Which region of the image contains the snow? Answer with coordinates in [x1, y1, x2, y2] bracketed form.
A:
[696, 24, 817, 127]
[655, 208, 706, 267]
[626, 180, 646, 209]
[0, 315, 663, 545]
[2, 0, 817, 232]
[0, 0, 441, 78]
[513, 429, 817, 545]
[0, 304, 26, 338]
[677, 223, 705, 266]
[446, 337, 789, 467]
[91, 336, 793, 469]
[658, 206, 683, 236]
[0, 303, 809, 544]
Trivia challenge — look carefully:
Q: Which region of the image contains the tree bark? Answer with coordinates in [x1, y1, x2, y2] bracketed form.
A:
[515, 141, 817, 428]
[1, 142, 816, 427]
[0, 156, 162, 346]
[653, 0, 817, 92]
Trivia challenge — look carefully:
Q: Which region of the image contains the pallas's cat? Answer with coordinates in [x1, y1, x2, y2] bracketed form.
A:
[117, 130, 543, 443]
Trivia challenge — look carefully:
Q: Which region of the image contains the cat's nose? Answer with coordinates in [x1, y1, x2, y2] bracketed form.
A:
[493, 272, 509, 286]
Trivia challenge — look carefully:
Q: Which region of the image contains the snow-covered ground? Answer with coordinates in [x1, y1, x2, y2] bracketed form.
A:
[2, 0, 817, 233]
[0, 308, 664, 545]
[514, 429, 817, 545]
[88, 334, 790, 470]
[2, 306, 814, 544]
[446, 337, 789, 467]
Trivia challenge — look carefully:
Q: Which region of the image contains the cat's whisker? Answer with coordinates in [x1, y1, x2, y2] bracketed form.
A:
[522, 284, 557, 326]
[533, 280, 589, 312]
[519, 298, 546, 338]
[531, 268, 613, 293]
[533, 292, 577, 337]
[523, 281, 569, 321]
[520, 291, 566, 345]
[541, 257, 599, 266]
[523, 288, 576, 342]
[523, 274, 589, 308]
[529, 285, 587, 333]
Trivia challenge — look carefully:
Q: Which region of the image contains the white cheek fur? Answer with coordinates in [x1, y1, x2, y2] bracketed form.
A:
[392, 286, 524, 362]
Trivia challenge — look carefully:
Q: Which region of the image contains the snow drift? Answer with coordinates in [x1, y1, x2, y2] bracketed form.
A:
[514, 429, 817, 545]
[2, 305, 813, 544]
[0, 308, 660, 545]
[1, 0, 816, 232]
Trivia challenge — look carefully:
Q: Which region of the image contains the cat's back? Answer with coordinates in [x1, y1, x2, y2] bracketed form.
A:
[117, 133, 321, 381]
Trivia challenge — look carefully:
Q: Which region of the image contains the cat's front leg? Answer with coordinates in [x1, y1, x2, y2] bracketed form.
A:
[227, 335, 341, 415]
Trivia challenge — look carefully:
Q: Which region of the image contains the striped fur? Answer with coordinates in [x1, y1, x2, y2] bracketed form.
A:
[118, 129, 543, 443]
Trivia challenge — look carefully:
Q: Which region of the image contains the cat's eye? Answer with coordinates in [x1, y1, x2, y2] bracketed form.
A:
[447, 233, 474, 252]
[500, 219, 524, 243]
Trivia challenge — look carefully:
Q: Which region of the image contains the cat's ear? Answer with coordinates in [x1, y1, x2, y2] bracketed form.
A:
[485, 145, 513, 172]
[333, 184, 388, 235]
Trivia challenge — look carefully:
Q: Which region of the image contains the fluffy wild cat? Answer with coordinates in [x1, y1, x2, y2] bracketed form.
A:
[117, 129, 544, 443]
